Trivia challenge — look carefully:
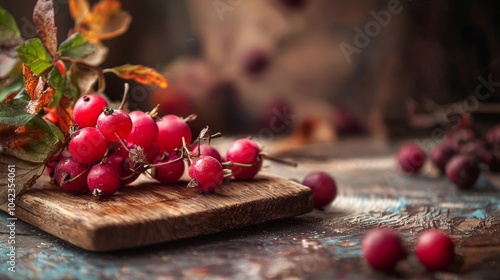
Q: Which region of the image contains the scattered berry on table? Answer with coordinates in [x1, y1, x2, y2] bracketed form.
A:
[242, 49, 269, 76]
[415, 229, 455, 270]
[302, 171, 337, 208]
[430, 145, 455, 173]
[486, 125, 500, 147]
[361, 228, 406, 271]
[397, 144, 427, 174]
[278, 0, 308, 10]
[445, 155, 480, 189]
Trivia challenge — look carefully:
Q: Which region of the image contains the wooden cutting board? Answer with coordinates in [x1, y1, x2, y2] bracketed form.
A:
[2, 174, 312, 252]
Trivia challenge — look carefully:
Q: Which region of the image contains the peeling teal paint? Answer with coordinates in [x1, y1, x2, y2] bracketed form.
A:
[465, 209, 487, 220]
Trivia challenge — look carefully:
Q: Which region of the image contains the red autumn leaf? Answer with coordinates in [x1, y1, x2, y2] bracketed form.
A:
[54, 95, 74, 136]
[69, 0, 131, 43]
[7, 123, 46, 149]
[106, 64, 168, 88]
[33, 0, 58, 57]
[22, 64, 55, 115]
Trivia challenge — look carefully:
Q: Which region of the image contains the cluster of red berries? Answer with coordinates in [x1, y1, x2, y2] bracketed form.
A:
[397, 125, 500, 189]
[49, 93, 278, 197]
[362, 228, 455, 271]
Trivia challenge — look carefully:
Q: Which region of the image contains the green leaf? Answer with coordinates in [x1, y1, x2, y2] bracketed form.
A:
[0, 98, 63, 140]
[48, 65, 79, 106]
[0, 75, 23, 103]
[0, 98, 33, 126]
[0, 53, 20, 78]
[58, 33, 94, 59]
[0, 6, 20, 36]
[0, 98, 64, 205]
[16, 38, 53, 75]
[0, 6, 23, 55]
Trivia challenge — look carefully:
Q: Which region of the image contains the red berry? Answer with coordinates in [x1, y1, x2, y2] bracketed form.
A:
[226, 139, 263, 179]
[105, 152, 141, 186]
[73, 94, 108, 128]
[332, 106, 361, 136]
[126, 111, 159, 148]
[445, 155, 480, 189]
[144, 143, 160, 163]
[443, 128, 476, 152]
[97, 108, 133, 142]
[53, 157, 89, 193]
[191, 144, 223, 163]
[69, 127, 109, 164]
[302, 171, 337, 208]
[55, 60, 66, 76]
[361, 228, 406, 271]
[188, 156, 224, 192]
[397, 144, 427, 173]
[105, 153, 126, 175]
[242, 49, 269, 76]
[156, 115, 192, 153]
[154, 153, 185, 184]
[430, 145, 455, 172]
[278, 0, 308, 10]
[45, 155, 60, 177]
[486, 125, 500, 147]
[416, 230, 455, 270]
[121, 163, 141, 186]
[87, 163, 121, 196]
[478, 150, 500, 173]
[43, 112, 59, 125]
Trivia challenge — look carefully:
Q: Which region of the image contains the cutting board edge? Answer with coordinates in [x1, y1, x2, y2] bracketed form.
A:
[1, 176, 314, 252]
[83, 188, 313, 252]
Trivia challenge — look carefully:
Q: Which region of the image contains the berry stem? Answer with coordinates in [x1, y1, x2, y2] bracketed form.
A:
[184, 114, 198, 123]
[121, 166, 145, 182]
[148, 156, 184, 168]
[221, 161, 255, 168]
[259, 152, 298, 167]
[223, 169, 233, 178]
[118, 83, 129, 110]
[190, 132, 223, 147]
[60, 168, 88, 185]
[149, 104, 160, 119]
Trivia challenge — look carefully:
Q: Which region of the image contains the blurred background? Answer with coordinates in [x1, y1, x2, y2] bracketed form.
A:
[2, 0, 500, 142]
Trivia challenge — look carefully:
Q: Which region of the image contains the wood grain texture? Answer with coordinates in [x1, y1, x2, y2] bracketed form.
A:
[3, 174, 312, 252]
[1, 139, 499, 279]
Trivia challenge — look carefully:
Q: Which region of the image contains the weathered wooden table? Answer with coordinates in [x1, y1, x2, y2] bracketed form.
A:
[1, 138, 499, 279]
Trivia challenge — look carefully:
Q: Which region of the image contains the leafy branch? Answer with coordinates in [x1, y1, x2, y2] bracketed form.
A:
[0, 0, 168, 205]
